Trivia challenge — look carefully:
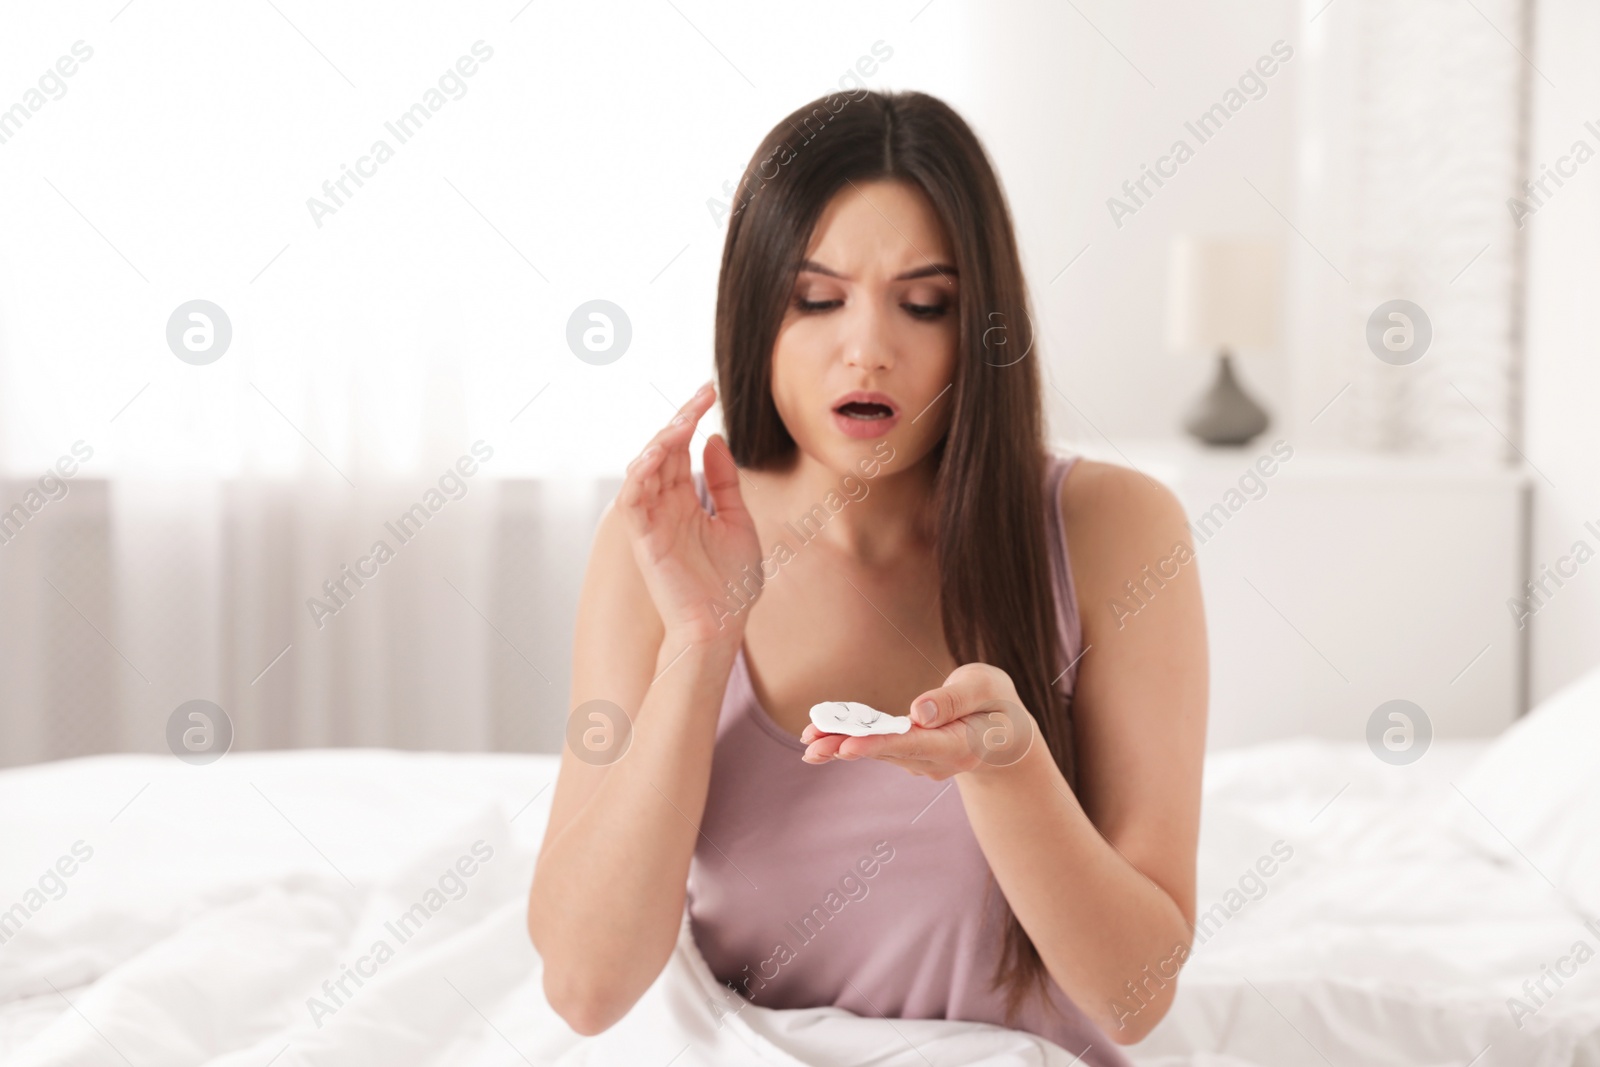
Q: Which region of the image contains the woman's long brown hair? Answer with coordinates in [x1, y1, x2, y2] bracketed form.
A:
[713, 88, 1075, 1025]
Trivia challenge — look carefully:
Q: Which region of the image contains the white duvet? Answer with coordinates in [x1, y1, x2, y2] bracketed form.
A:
[2, 668, 1599, 1065]
[0, 752, 1096, 1066]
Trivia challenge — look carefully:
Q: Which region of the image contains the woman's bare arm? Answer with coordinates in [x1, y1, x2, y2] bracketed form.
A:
[528, 383, 761, 1036]
[957, 459, 1206, 1043]
[528, 510, 736, 1034]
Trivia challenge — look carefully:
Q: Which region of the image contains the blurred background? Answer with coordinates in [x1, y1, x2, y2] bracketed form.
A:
[1, 0, 1593, 768]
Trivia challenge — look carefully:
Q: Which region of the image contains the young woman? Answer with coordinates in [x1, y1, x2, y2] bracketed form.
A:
[529, 90, 1207, 1060]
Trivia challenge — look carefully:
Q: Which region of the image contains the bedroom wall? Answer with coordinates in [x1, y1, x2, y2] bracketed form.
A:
[1522, 0, 1600, 703]
[944, 0, 1300, 448]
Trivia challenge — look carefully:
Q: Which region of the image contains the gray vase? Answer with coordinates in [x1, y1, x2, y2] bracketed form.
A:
[1183, 351, 1270, 447]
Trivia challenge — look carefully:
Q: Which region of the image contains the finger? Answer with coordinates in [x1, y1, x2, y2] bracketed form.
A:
[660, 381, 718, 448]
[661, 431, 691, 500]
[703, 432, 750, 522]
[640, 408, 699, 477]
[909, 665, 1001, 728]
[908, 686, 966, 729]
[626, 384, 712, 483]
[836, 727, 948, 763]
[801, 734, 847, 763]
[625, 442, 661, 475]
[655, 384, 718, 488]
[620, 383, 715, 515]
[618, 444, 666, 533]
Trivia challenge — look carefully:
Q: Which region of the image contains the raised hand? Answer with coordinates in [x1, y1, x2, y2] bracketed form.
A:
[617, 381, 763, 649]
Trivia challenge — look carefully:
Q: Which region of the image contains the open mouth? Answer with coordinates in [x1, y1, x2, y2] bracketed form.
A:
[834, 401, 895, 420]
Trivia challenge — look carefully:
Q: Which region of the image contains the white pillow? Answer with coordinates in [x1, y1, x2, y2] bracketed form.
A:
[1444, 662, 1600, 915]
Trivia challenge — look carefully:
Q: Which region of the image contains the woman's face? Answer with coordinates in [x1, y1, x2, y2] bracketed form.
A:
[769, 178, 959, 476]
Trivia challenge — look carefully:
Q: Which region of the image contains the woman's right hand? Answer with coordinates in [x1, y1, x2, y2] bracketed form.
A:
[617, 381, 763, 650]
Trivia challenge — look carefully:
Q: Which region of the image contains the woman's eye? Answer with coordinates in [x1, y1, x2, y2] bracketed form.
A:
[796, 297, 843, 312]
[903, 301, 949, 320]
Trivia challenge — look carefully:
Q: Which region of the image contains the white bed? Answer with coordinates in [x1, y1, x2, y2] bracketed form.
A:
[3, 668, 1598, 1066]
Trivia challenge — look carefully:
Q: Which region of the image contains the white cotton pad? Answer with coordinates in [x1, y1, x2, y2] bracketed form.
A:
[808, 700, 912, 736]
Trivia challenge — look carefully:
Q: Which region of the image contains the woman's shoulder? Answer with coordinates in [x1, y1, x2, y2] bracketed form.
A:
[1052, 452, 1184, 530]
[1051, 451, 1193, 594]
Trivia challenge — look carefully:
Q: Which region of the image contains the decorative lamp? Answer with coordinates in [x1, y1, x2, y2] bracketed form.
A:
[1167, 236, 1282, 447]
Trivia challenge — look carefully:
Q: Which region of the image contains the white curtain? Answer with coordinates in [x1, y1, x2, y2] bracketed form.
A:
[1287, 0, 1528, 457]
[0, 469, 615, 767]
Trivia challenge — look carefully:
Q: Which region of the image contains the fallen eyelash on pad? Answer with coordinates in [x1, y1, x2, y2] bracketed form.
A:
[808, 700, 913, 736]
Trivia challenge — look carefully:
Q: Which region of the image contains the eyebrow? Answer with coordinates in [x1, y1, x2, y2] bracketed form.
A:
[799, 259, 958, 282]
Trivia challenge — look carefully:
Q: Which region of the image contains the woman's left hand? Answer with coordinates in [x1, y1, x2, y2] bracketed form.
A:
[799, 663, 1037, 780]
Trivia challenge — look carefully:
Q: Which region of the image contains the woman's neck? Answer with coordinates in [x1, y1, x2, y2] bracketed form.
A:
[751, 447, 939, 567]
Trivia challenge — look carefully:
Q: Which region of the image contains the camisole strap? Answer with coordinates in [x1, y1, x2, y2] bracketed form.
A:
[1042, 451, 1087, 698]
[691, 468, 713, 514]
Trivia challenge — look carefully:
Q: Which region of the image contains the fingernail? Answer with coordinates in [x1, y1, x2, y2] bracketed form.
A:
[916, 700, 938, 725]
[697, 380, 713, 397]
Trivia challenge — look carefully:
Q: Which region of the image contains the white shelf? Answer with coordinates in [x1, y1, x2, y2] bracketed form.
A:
[1060, 436, 1534, 486]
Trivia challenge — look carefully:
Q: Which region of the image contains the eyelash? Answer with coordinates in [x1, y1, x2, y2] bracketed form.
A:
[794, 297, 949, 320]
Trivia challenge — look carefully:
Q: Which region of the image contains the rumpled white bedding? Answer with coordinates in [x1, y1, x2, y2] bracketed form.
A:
[2, 668, 1598, 1065]
[0, 751, 1088, 1066]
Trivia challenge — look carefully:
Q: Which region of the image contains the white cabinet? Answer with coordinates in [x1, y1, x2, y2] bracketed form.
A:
[1062, 437, 1531, 750]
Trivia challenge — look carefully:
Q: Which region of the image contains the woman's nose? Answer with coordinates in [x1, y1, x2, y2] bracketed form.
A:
[842, 307, 894, 372]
